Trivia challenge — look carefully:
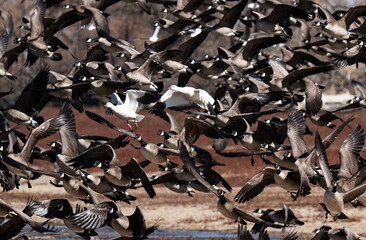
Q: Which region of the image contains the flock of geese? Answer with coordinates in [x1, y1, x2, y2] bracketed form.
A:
[1, 0, 366, 239]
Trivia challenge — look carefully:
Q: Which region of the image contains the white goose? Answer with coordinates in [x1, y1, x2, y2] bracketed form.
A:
[159, 85, 215, 111]
[104, 91, 146, 130]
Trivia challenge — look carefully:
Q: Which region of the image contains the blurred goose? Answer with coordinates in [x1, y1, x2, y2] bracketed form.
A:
[312, 225, 360, 240]
[315, 132, 366, 220]
[0, 10, 16, 80]
[105, 91, 147, 130]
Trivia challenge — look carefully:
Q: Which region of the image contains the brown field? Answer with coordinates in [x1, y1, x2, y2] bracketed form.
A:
[3, 107, 366, 239]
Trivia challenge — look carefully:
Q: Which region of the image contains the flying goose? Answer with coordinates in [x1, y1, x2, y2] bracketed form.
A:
[2, 109, 66, 181]
[331, 125, 366, 193]
[153, 85, 215, 112]
[234, 165, 311, 203]
[0, 10, 16, 80]
[315, 131, 366, 220]
[312, 225, 360, 240]
[133, 134, 179, 169]
[80, 170, 137, 203]
[67, 143, 156, 198]
[104, 91, 149, 130]
[178, 141, 284, 229]
[252, 205, 304, 234]
[211, 0, 249, 37]
[314, 4, 366, 40]
[86, 34, 140, 55]
[0, 198, 54, 238]
[16, 0, 63, 67]
[253, 3, 314, 35]
[29, 198, 99, 239]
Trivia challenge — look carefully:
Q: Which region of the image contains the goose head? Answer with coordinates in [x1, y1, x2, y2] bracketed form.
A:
[86, 37, 99, 43]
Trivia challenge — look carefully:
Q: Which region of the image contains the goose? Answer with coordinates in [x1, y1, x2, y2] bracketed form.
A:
[234, 165, 311, 203]
[253, 4, 313, 35]
[178, 141, 284, 229]
[2, 109, 66, 182]
[315, 131, 366, 220]
[2, 66, 51, 123]
[80, 170, 137, 203]
[0, 198, 54, 238]
[74, 183, 158, 239]
[29, 198, 98, 239]
[314, 4, 366, 40]
[67, 143, 156, 199]
[0, 10, 16, 80]
[252, 205, 304, 233]
[86, 34, 140, 55]
[16, 0, 63, 67]
[312, 226, 360, 240]
[133, 134, 179, 169]
[75, 61, 118, 80]
[329, 125, 366, 193]
[220, 36, 287, 71]
[105, 91, 149, 130]
[125, 49, 181, 92]
[155, 85, 215, 112]
[211, 0, 248, 37]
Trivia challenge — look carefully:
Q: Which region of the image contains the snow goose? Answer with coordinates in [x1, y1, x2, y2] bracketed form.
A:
[156, 85, 215, 112]
[105, 91, 148, 130]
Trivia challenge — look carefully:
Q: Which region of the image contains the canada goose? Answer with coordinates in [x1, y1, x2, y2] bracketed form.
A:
[80, 170, 137, 203]
[310, 112, 345, 129]
[287, 110, 308, 158]
[220, 36, 287, 70]
[104, 91, 148, 130]
[0, 198, 54, 239]
[2, 65, 51, 120]
[110, 206, 160, 240]
[252, 205, 304, 233]
[150, 172, 194, 196]
[133, 134, 178, 169]
[86, 34, 140, 55]
[314, 4, 366, 40]
[178, 140, 283, 229]
[157, 112, 182, 149]
[29, 198, 98, 239]
[75, 61, 118, 80]
[330, 126, 366, 193]
[234, 165, 311, 203]
[312, 225, 360, 240]
[253, 4, 313, 35]
[211, 0, 248, 37]
[2, 109, 66, 181]
[125, 49, 181, 92]
[315, 131, 366, 220]
[16, 0, 63, 66]
[62, 1, 110, 34]
[67, 143, 156, 198]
